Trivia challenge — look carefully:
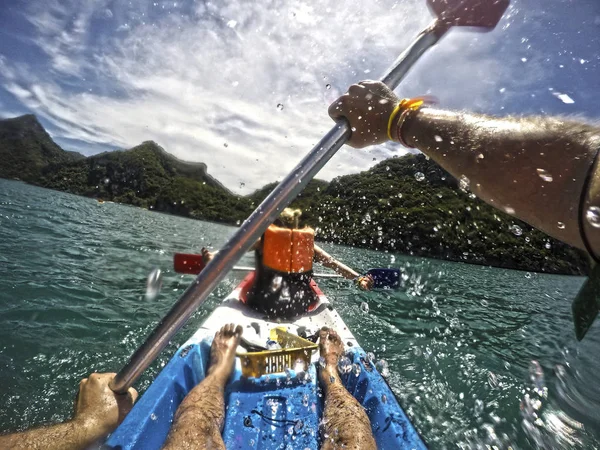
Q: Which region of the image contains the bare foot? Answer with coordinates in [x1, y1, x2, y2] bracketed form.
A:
[208, 323, 243, 381]
[318, 328, 345, 387]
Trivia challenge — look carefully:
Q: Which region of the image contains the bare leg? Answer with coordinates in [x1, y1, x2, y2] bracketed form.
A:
[319, 328, 377, 450]
[162, 323, 243, 450]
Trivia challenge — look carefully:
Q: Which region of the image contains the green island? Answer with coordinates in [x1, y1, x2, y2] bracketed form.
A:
[0, 114, 589, 275]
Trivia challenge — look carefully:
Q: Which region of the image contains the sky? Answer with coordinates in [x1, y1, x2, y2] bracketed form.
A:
[0, 0, 599, 193]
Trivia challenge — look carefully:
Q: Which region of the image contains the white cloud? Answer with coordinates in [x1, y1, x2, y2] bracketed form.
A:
[1, 0, 518, 193]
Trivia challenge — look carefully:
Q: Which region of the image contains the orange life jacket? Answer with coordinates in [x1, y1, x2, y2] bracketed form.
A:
[262, 225, 314, 273]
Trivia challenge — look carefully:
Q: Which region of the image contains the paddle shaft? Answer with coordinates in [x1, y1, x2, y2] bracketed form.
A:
[109, 20, 449, 394]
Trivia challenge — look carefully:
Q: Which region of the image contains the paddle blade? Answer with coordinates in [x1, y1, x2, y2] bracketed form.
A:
[427, 0, 510, 30]
[366, 268, 401, 289]
[572, 264, 600, 340]
[173, 253, 205, 275]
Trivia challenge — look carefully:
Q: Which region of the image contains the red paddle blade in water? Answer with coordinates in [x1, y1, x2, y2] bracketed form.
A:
[173, 253, 205, 274]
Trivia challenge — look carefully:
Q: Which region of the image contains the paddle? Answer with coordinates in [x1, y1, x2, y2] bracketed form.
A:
[173, 253, 342, 278]
[110, 0, 511, 394]
[366, 268, 402, 289]
[572, 264, 600, 340]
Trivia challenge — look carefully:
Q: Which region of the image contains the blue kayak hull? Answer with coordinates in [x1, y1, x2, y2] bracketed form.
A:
[105, 341, 425, 449]
[105, 275, 426, 449]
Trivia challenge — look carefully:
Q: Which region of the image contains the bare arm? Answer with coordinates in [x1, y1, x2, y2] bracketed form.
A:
[0, 420, 104, 450]
[0, 373, 137, 450]
[329, 80, 600, 257]
[314, 244, 359, 280]
[402, 108, 600, 251]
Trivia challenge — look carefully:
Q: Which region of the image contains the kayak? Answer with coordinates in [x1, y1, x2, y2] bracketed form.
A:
[105, 272, 426, 449]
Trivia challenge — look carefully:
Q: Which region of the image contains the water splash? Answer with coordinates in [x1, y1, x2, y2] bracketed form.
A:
[585, 206, 600, 228]
[145, 268, 163, 301]
[375, 359, 390, 377]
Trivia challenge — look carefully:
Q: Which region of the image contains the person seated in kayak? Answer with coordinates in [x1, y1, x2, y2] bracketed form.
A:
[162, 323, 377, 450]
[328, 80, 600, 262]
[202, 208, 374, 318]
[0, 373, 137, 450]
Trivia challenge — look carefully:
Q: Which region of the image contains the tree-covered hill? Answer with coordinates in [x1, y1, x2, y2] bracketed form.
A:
[248, 179, 330, 226]
[307, 155, 589, 275]
[0, 114, 589, 274]
[0, 115, 83, 181]
[39, 141, 248, 224]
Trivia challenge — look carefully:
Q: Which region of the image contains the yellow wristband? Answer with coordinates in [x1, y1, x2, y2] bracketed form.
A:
[386, 103, 403, 141]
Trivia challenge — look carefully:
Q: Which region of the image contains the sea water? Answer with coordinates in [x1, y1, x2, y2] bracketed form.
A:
[1, 179, 599, 448]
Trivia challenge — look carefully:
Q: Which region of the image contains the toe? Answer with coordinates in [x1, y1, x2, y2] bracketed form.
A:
[234, 325, 243, 336]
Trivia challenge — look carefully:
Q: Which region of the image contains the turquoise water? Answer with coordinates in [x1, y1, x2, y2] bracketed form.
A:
[1, 178, 599, 448]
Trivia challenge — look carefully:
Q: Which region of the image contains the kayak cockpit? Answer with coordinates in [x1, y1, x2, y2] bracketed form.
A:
[104, 275, 425, 449]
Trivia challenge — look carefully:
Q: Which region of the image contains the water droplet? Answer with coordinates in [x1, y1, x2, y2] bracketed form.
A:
[318, 356, 327, 368]
[459, 392, 464, 400]
[224, 142, 228, 147]
[294, 358, 306, 373]
[434, 135, 443, 142]
[360, 302, 369, 313]
[277, 103, 284, 111]
[145, 268, 163, 301]
[103, 177, 110, 185]
[488, 371, 499, 388]
[294, 419, 303, 433]
[150, 413, 158, 421]
[525, 272, 532, 279]
[352, 363, 361, 377]
[586, 206, 600, 228]
[545, 241, 551, 249]
[375, 359, 390, 377]
[474, 399, 484, 416]
[554, 364, 567, 384]
[270, 276, 283, 292]
[414, 172, 425, 182]
[302, 394, 309, 407]
[459, 175, 470, 192]
[509, 224, 523, 236]
[325, 84, 331, 90]
[536, 168, 553, 182]
[557, 221, 566, 229]
[529, 360, 545, 390]
[381, 394, 388, 403]
[553, 92, 575, 104]
[338, 356, 352, 374]
[367, 352, 375, 362]
[521, 57, 528, 62]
